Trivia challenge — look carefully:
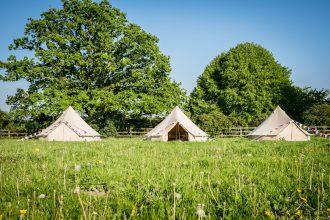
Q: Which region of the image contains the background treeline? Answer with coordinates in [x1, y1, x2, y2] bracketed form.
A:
[187, 43, 330, 135]
[0, 0, 329, 136]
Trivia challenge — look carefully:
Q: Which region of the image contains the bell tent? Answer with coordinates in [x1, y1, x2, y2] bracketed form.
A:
[36, 106, 101, 141]
[146, 106, 208, 141]
[248, 106, 310, 141]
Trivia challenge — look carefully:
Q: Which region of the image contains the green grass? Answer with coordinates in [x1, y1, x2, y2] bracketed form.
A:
[0, 138, 329, 219]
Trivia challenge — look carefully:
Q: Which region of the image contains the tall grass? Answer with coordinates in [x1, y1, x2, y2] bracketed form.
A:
[0, 138, 329, 219]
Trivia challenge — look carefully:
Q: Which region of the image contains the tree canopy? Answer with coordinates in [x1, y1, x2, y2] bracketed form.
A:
[302, 103, 330, 126]
[188, 43, 291, 126]
[0, 0, 186, 133]
[280, 86, 329, 123]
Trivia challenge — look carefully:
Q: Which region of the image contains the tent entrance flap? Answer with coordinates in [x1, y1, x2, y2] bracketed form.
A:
[168, 123, 189, 141]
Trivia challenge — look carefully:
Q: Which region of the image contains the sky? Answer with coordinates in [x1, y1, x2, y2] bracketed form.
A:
[1, 0, 330, 111]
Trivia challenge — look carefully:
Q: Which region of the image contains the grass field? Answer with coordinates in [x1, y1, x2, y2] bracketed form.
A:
[0, 138, 329, 219]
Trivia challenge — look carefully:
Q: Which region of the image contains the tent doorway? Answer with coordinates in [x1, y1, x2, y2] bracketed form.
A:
[168, 123, 189, 141]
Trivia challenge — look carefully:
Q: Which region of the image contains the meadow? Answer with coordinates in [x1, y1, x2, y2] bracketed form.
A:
[0, 138, 329, 219]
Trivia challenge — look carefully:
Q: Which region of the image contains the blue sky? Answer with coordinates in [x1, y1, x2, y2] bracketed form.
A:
[1, 0, 330, 111]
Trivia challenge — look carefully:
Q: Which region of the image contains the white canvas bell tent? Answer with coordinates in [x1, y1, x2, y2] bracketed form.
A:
[146, 106, 208, 141]
[248, 106, 310, 141]
[36, 106, 101, 141]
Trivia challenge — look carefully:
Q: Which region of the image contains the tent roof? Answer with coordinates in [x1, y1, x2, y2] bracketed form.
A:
[37, 106, 101, 137]
[146, 106, 208, 137]
[249, 106, 309, 136]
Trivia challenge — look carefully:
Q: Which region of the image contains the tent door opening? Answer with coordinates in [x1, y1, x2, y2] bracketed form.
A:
[168, 123, 188, 141]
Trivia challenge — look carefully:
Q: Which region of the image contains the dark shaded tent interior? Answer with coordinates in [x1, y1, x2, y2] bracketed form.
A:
[168, 123, 189, 141]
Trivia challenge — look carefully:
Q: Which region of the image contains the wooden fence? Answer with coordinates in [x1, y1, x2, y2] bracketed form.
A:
[0, 130, 28, 138]
[116, 127, 257, 138]
[116, 126, 330, 138]
[116, 128, 153, 138]
[0, 126, 328, 139]
[305, 126, 330, 137]
[218, 127, 256, 138]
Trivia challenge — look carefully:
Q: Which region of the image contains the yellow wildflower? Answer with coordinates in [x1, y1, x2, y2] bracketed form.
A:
[264, 210, 273, 217]
[34, 148, 40, 152]
[300, 197, 307, 203]
[97, 160, 104, 164]
[19, 209, 27, 215]
[295, 209, 302, 217]
[131, 206, 137, 217]
[327, 208, 330, 213]
[296, 189, 302, 193]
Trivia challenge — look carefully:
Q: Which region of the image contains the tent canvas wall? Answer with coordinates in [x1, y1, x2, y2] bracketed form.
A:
[36, 106, 101, 141]
[146, 106, 208, 141]
[248, 106, 310, 141]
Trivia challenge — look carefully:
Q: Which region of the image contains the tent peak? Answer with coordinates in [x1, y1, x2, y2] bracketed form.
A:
[66, 106, 75, 111]
[174, 106, 181, 111]
[274, 105, 283, 111]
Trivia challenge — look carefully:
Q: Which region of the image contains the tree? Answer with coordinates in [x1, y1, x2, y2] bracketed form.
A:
[188, 43, 291, 125]
[302, 103, 330, 126]
[193, 110, 232, 136]
[0, 110, 12, 129]
[280, 86, 329, 123]
[0, 0, 186, 133]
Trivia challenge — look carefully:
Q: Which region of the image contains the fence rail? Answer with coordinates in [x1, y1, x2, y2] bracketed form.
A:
[116, 128, 153, 138]
[0, 130, 28, 138]
[217, 127, 255, 138]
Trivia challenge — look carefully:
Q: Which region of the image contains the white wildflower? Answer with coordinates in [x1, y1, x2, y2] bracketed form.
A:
[75, 164, 81, 171]
[175, 193, 181, 200]
[38, 194, 46, 199]
[196, 204, 206, 218]
[74, 186, 80, 195]
[92, 211, 98, 215]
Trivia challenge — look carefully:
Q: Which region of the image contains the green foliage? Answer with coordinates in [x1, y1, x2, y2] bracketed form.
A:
[193, 110, 232, 136]
[280, 86, 329, 123]
[302, 103, 330, 125]
[0, 110, 12, 129]
[0, 0, 186, 133]
[91, 118, 117, 137]
[188, 42, 291, 126]
[0, 138, 329, 219]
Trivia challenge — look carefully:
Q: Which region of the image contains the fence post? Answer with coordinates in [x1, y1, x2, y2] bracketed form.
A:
[240, 127, 243, 137]
[8, 130, 10, 138]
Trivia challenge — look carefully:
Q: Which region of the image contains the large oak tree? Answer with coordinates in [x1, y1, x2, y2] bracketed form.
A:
[0, 0, 186, 133]
[189, 43, 291, 126]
